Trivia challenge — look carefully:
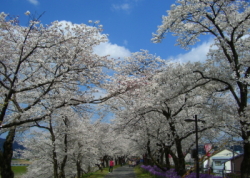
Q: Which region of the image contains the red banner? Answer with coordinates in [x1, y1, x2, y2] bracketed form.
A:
[204, 143, 212, 156]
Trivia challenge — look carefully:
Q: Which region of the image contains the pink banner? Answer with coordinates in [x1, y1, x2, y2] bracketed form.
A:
[204, 143, 212, 156]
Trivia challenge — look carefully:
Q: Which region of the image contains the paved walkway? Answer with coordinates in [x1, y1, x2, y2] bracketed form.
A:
[104, 166, 136, 178]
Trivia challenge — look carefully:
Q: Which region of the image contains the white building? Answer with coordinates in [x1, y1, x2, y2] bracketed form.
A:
[203, 149, 238, 175]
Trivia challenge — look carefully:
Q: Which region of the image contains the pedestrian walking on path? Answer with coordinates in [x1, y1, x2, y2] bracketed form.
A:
[109, 159, 114, 173]
[105, 165, 136, 178]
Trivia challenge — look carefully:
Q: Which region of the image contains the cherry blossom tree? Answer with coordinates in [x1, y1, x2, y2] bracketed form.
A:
[153, 0, 250, 177]
[0, 11, 111, 177]
[15, 106, 103, 178]
[0, 12, 143, 178]
[110, 61, 228, 176]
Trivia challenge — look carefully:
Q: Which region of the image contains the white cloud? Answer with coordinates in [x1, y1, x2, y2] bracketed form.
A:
[93, 42, 131, 59]
[49, 21, 131, 59]
[123, 40, 128, 46]
[112, 3, 131, 12]
[171, 39, 214, 63]
[27, 0, 39, 5]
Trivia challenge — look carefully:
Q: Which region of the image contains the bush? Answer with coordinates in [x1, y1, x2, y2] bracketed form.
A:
[140, 165, 223, 178]
[225, 173, 241, 178]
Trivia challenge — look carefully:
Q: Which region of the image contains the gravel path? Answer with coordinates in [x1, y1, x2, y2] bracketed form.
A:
[104, 165, 136, 178]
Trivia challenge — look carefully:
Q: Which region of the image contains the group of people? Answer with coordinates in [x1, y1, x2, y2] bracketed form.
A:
[128, 158, 141, 167]
[96, 157, 142, 173]
[128, 160, 136, 167]
[95, 159, 114, 173]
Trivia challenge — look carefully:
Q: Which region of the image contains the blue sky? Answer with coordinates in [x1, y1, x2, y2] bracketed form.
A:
[1, 0, 212, 62]
[1, 0, 213, 138]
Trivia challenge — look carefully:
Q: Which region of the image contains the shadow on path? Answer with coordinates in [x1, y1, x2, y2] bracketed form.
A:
[104, 166, 136, 178]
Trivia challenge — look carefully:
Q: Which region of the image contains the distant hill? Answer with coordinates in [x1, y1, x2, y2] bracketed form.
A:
[0, 138, 25, 151]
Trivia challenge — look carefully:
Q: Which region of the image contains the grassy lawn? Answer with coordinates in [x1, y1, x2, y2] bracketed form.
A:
[12, 166, 27, 177]
[0, 166, 27, 178]
[134, 165, 156, 178]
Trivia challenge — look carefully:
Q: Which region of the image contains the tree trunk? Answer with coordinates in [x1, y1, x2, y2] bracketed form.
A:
[50, 131, 58, 178]
[58, 148, 67, 178]
[104, 156, 109, 168]
[158, 148, 164, 165]
[143, 153, 149, 165]
[58, 119, 69, 178]
[0, 127, 16, 178]
[76, 160, 82, 178]
[164, 146, 171, 170]
[237, 84, 250, 178]
[240, 130, 250, 178]
[167, 115, 186, 176]
[174, 139, 186, 176]
[146, 140, 166, 172]
[115, 157, 118, 165]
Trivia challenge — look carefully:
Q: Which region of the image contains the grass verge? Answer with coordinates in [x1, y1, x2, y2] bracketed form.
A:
[1, 164, 126, 178]
[134, 165, 156, 178]
[12, 166, 27, 175]
[0, 166, 28, 178]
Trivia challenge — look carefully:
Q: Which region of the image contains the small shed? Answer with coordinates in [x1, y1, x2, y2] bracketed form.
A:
[226, 154, 243, 174]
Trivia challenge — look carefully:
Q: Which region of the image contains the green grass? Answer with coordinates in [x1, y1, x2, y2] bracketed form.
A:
[12, 166, 27, 175]
[1, 164, 127, 178]
[225, 173, 241, 178]
[0, 166, 27, 178]
[134, 165, 156, 178]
